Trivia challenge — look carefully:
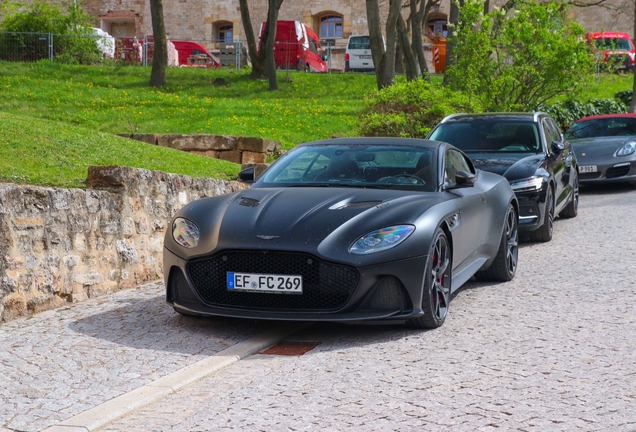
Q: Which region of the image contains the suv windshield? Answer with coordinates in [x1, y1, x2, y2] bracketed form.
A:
[429, 120, 542, 153]
[348, 36, 371, 50]
[254, 144, 437, 191]
[594, 38, 633, 51]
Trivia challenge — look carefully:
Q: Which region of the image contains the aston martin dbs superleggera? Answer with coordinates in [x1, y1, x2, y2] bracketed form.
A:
[164, 138, 519, 328]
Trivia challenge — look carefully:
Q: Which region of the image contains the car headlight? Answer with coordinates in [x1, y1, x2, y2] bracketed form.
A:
[615, 141, 636, 157]
[509, 176, 545, 192]
[349, 225, 415, 255]
[172, 218, 200, 248]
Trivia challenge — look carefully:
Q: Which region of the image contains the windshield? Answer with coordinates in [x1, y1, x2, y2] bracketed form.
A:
[565, 117, 636, 139]
[594, 37, 634, 51]
[429, 120, 542, 153]
[348, 36, 371, 50]
[253, 144, 437, 191]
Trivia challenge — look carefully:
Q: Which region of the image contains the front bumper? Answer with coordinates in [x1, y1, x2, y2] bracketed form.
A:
[514, 189, 547, 232]
[164, 247, 430, 321]
[579, 160, 636, 184]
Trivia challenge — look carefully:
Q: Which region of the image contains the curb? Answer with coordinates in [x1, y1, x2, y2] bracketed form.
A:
[42, 321, 311, 432]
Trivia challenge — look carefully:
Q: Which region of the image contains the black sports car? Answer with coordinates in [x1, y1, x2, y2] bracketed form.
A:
[429, 113, 579, 242]
[564, 114, 636, 186]
[164, 138, 519, 329]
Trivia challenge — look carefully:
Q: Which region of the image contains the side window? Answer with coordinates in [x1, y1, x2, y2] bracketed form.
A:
[444, 150, 472, 185]
[542, 119, 559, 145]
[548, 119, 563, 142]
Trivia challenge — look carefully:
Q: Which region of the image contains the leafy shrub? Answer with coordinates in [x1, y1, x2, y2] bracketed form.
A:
[614, 90, 632, 106]
[446, 0, 593, 111]
[0, 0, 103, 65]
[540, 98, 628, 131]
[358, 79, 481, 138]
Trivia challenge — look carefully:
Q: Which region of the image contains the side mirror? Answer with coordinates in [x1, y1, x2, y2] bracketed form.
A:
[238, 166, 255, 183]
[455, 170, 476, 186]
[551, 141, 565, 154]
[445, 170, 476, 190]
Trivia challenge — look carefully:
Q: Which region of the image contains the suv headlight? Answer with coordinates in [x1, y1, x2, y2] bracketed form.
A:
[615, 141, 636, 157]
[510, 176, 545, 192]
[350, 225, 415, 255]
[172, 218, 200, 248]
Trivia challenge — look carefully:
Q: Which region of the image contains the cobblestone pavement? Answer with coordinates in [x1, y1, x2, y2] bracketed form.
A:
[100, 184, 636, 431]
[0, 283, 279, 431]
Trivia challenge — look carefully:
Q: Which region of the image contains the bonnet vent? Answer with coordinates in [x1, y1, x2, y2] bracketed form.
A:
[333, 201, 382, 210]
[238, 197, 261, 207]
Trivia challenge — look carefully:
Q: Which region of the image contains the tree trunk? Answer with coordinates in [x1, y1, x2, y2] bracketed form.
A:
[265, 0, 284, 90]
[411, 0, 435, 81]
[149, 0, 167, 87]
[238, 0, 266, 79]
[443, 0, 462, 85]
[366, 0, 403, 89]
[397, 14, 418, 80]
[631, 0, 636, 112]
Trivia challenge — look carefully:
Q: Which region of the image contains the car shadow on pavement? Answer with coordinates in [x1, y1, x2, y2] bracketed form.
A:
[68, 294, 282, 355]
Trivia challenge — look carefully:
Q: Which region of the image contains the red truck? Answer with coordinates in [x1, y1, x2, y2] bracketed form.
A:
[171, 40, 220, 68]
[258, 21, 328, 72]
[587, 31, 635, 72]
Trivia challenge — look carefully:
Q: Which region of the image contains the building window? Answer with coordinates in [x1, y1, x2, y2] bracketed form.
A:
[219, 25, 233, 43]
[320, 15, 342, 39]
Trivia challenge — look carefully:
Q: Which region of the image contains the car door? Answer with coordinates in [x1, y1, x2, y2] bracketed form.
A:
[541, 118, 568, 212]
[548, 118, 576, 211]
[443, 148, 489, 271]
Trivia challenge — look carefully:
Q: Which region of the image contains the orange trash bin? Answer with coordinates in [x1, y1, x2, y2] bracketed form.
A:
[432, 40, 447, 73]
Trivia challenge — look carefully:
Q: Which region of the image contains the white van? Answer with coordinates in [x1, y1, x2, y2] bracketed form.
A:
[345, 35, 375, 72]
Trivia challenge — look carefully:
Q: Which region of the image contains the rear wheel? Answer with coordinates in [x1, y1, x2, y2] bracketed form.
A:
[530, 186, 554, 242]
[560, 171, 579, 219]
[407, 228, 452, 329]
[475, 204, 518, 282]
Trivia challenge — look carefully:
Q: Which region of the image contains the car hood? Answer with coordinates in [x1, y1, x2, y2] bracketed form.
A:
[569, 137, 632, 158]
[468, 153, 545, 181]
[168, 187, 450, 262]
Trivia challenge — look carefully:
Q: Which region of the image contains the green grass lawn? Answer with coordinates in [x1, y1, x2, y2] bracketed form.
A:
[0, 61, 379, 149]
[0, 61, 633, 188]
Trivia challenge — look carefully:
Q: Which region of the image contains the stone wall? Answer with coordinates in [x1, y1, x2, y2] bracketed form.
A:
[122, 133, 281, 165]
[0, 166, 247, 323]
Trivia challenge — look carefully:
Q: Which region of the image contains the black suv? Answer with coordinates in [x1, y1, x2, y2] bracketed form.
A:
[428, 112, 579, 242]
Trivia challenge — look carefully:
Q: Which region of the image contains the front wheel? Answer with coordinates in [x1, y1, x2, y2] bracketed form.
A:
[407, 228, 452, 329]
[560, 171, 579, 219]
[529, 186, 554, 242]
[475, 204, 518, 282]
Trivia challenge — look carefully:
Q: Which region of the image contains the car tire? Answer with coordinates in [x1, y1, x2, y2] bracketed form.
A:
[475, 204, 518, 282]
[407, 228, 452, 329]
[529, 186, 554, 242]
[560, 171, 579, 219]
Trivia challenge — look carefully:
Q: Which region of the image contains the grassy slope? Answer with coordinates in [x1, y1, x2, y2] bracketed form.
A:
[0, 62, 379, 149]
[0, 111, 241, 188]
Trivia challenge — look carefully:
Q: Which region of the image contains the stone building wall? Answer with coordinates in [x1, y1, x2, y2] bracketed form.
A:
[0, 166, 247, 323]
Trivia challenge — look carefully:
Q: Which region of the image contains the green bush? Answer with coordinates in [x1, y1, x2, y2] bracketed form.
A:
[540, 98, 628, 131]
[614, 90, 632, 106]
[357, 79, 481, 138]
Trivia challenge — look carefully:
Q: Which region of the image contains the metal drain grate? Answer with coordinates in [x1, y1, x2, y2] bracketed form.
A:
[261, 342, 319, 356]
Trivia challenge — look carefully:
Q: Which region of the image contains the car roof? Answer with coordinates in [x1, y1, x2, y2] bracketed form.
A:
[297, 137, 443, 150]
[586, 32, 632, 39]
[574, 113, 636, 123]
[439, 112, 545, 123]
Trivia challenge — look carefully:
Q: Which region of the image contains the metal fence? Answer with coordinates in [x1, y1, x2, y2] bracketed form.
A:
[0, 32, 52, 62]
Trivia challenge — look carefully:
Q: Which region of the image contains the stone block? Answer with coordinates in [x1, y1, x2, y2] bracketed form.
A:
[242, 151, 268, 164]
[116, 239, 139, 264]
[12, 217, 44, 230]
[27, 294, 57, 314]
[219, 150, 242, 164]
[237, 136, 282, 153]
[157, 134, 237, 151]
[1, 296, 26, 321]
[73, 270, 102, 286]
[190, 150, 221, 158]
[71, 292, 88, 303]
[132, 133, 158, 144]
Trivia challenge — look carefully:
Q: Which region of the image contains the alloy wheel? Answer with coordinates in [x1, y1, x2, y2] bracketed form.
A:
[429, 233, 451, 322]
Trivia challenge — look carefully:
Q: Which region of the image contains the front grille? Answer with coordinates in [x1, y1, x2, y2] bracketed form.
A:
[187, 250, 359, 311]
[606, 165, 631, 179]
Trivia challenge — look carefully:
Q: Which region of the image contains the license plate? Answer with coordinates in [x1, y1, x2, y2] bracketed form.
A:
[359, 55, 372, 59]
[227, 272, 302, 294]
[579, 165, 598, 173]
